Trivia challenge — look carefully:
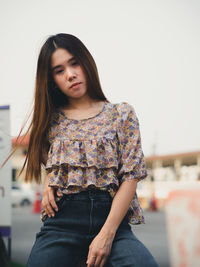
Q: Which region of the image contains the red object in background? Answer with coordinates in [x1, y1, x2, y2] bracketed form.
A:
[32, 191, 41, 214]
[149, 193, 158, 211]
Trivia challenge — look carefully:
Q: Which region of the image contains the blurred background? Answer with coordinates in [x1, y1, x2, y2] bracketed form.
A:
[0, 0, 200, 266]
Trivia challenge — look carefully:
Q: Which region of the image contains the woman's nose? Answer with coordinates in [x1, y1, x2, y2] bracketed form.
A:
[65, 68, 76, 80]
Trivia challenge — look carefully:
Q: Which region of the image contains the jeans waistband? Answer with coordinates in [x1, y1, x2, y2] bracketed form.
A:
[61, 189, 112, 202]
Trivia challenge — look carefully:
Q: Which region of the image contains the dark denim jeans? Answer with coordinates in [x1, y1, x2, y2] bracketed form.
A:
[27, 189, 159, 267]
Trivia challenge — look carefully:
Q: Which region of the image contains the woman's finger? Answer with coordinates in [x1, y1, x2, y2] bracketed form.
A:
[41, 198, 50, 217]
[87, 255, 97, 267]
[87, 248, 96, 266]
[94, 252, 107, 267]
[99, 257, 108, 267]
[93, 255, 102, 267]
[48, 187, 58, 212]
[57, 189, 62, 197]
[42, 192, 54, 217]
[45, 202, 55, 217]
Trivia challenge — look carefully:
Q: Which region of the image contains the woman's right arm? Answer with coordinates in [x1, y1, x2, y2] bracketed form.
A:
[41, 172, 61, 217]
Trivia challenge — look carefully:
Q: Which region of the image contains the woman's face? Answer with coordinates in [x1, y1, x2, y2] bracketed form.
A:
[51, 48, 88, 101]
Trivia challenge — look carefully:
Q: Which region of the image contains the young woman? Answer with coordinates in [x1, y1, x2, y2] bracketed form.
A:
[9, 33, 159, 266]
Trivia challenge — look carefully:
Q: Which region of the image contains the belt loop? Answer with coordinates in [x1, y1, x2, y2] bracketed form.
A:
[88, 190, 93, 199]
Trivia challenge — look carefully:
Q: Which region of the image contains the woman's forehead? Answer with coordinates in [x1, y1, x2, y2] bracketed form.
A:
[51, 48, 74, 67]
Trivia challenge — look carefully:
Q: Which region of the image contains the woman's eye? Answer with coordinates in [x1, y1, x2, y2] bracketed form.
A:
[72, 61, 78, 66]
[56, 70, 63, 74]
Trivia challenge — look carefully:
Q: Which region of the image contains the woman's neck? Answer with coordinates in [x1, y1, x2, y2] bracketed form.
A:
[65, 96, 100, 111]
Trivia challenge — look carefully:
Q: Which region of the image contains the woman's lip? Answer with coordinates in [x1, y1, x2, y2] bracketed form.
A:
[70, 82, 81, 89]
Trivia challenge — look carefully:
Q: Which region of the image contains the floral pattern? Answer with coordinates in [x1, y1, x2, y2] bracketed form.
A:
[41, 101, 148, 224]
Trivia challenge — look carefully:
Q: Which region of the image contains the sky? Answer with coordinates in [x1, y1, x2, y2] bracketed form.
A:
[0, 0, 199, 157]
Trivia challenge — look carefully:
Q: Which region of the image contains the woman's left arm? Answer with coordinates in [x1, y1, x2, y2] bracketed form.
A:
[86, 178, 138, 267]
[87, 103, 147, 267]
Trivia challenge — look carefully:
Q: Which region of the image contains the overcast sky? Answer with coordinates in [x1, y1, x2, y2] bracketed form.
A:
[0, 0, 199, 157]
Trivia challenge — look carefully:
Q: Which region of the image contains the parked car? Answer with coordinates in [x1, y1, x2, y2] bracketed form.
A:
[11, 184, 35, 207]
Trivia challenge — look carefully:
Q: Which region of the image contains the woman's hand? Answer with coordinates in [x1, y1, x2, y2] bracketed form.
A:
[86, 230, 115, 267]
[41, 173, 62, 217]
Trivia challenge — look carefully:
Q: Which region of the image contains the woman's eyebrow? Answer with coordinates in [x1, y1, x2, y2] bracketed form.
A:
[52, 56, 76, 71]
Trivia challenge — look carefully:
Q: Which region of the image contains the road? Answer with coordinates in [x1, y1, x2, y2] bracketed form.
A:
[10, 206, 170, 266]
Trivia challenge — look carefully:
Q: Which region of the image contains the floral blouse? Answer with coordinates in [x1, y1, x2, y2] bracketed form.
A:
[42, 101, 148, 225]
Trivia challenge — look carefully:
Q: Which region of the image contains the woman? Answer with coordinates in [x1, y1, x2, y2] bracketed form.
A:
[6, 33, 159, 266]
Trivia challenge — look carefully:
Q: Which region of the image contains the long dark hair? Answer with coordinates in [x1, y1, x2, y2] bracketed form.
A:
[2, 33, 109, 183]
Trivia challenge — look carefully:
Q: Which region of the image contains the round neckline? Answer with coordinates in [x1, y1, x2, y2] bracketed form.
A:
[59, 101, 107, 122]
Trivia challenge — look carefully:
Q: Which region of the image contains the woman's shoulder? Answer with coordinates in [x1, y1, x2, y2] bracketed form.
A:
[117, 101, 135, 109]
[112, 101, 136, 118]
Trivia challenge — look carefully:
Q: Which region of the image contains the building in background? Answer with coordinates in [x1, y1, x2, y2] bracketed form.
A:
[138, 150, 200, 209]
[11, 135, 45, 190]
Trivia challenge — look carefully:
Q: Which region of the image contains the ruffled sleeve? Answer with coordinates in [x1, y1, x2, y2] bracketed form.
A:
[116, 102, 148, 184]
